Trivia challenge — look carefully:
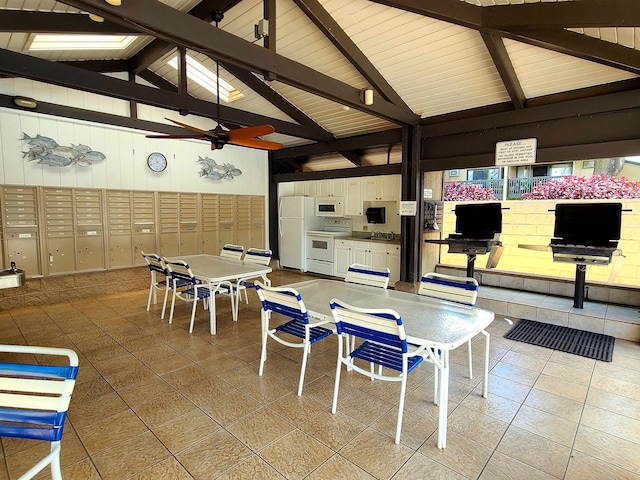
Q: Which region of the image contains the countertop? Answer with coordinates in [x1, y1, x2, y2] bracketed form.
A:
[342, 232, 401, 245]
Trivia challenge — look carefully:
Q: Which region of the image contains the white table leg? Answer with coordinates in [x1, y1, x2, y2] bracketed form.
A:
[209, 282, 217, 335]
[437, 350, 449, 449]
[481, 330, 490, 398]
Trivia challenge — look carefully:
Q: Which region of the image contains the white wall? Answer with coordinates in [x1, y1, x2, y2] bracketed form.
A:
[0, 79, 268, 196]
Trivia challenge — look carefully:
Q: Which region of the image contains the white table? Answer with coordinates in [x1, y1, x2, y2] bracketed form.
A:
[283, 279, 494, 449]
[166, 254, 272, 334]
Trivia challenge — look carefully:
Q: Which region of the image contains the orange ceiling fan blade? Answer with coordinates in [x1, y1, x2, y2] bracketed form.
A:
[228, 125, 275, 139]
[230, 138, 283, 150]
[164, 118, 217, 137]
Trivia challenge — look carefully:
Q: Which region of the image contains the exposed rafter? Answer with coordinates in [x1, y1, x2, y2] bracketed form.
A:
[0, 10, 138, 34]
[293, 0, 409, 109]
[0, 48, 333, 141]
[58, 0, 418, 125]
[482, 0, 640, 29]
[480, 32, 525, 110]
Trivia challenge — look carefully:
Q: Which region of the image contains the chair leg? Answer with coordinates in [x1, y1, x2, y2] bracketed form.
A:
[258, 313, 269, 376]
[467, 339, 473, 380]
[188, 296, 198, 333]
[331, 341, 344, 414]
[50, 441, 62, 480]
[433, 363, 439, 406]
[146, 283, 154, 311]
[168, 290, 177, 324]
[395, 375, 408, 444]
[161, 284, 170, 320]
[297, 341, 311, 396]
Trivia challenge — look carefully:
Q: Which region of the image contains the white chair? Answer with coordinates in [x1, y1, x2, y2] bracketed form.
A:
[418, 272, 479, 394]
[0, 344, 78, 480]
[165, 259, 233, 334]
[345, 263, 390, 289]
[220, 244, 244, 260]
[142, 251, 172, 319]
[255, 282, 333, 396]
[329, 299, 431, 444]
[234, 248, 272, 306]
[344, 263, 391, 356]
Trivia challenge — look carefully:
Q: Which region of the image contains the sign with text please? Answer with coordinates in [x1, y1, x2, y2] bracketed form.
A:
[495, 138, 537, 166]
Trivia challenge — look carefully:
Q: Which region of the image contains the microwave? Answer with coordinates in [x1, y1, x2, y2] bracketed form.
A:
[315, 196, 344, 217]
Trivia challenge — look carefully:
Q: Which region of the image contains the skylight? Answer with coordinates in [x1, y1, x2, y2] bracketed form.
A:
[28, 34, 136, 51]
[168, 55, 244, 103]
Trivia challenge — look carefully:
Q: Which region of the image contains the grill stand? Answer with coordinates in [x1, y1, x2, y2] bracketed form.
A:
[574, 265, 587, 309]
[466, 254, 477, 278]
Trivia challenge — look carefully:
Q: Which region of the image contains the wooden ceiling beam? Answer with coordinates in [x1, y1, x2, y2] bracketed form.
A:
[0, 10, 138, 33]
[480, 32, 525, 110]
[293, 0, 409, 109]
[58, 0, 418, 125]
[482, 0, 640, 29]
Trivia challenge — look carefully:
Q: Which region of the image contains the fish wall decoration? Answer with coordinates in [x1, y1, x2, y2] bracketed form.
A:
[21, 133, 106, 167]
[197, 156, 242, 181]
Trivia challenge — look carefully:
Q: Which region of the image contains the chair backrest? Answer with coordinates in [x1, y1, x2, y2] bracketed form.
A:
[330, 299, 406, 353]
[164, 259, 198, 286]
[220, 244, 244, 260]
[244, 248, 272, 266]
[255, 282, 309, 324]
[142, 251, 167, 275]
[345, 263, 390, 289]
[418, 273, 478, 306]
[0, 345, 78, 442]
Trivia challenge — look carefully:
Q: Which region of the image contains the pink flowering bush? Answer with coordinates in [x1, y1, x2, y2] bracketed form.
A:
[444, 182, 498, 201]
[523, 174, 640, 200]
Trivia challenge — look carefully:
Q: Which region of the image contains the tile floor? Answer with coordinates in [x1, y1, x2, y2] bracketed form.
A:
[0, 269, 639, 479]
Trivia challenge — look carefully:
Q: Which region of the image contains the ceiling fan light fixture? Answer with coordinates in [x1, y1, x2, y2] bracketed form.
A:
[13, 96, 38, 109]
[88, 13, 105, 22]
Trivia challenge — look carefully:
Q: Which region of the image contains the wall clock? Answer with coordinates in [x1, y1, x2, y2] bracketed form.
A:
[147, 152, 167, 172]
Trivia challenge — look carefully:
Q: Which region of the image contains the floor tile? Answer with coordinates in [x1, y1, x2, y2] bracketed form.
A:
[307, 454, 376, 480]
[176, 430, 252, 479]
[300, 410, 367, 451]
[226, 408, 295, 451]
[153, 409, 220, 454]
[259, 429, 333, 480]
[479, 451, 557, 480]
[419, 430, 493, 479]
[217, 455, 285, 480]
[340, 428, 414, 480]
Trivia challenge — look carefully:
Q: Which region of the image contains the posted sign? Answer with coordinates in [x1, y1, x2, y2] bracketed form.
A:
[495, 138, 537, 166]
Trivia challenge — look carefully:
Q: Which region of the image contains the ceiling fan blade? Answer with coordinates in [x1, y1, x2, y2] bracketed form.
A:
[228, 125, 275, 139]
[230, 138, 283, 150]
[146, 134, 208, 139]
[164, 118, 218, 137]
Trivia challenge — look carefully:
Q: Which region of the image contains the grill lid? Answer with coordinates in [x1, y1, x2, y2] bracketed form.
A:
[553, 202, 622, 247]
[453, 202, 502, 240]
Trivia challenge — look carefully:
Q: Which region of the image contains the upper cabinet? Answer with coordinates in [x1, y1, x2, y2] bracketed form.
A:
[344, 178, 363, 216]
[363, 175, 399, 202]
[296, 179, 346, 197]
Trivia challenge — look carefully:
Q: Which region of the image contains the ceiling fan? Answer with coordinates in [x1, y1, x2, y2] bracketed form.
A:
[146, 12, 282, 151]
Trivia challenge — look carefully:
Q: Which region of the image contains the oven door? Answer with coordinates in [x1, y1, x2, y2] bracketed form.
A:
[306, 234, 334, 262]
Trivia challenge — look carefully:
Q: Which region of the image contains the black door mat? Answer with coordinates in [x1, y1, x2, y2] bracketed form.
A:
[504, 319, 615, 362]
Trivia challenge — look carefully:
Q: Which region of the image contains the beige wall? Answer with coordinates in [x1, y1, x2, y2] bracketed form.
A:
[437, 199, 640, 287]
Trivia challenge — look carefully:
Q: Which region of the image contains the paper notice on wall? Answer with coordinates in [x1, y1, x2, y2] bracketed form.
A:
[400, 201, 417, 216]
[495, 138, 537, 166]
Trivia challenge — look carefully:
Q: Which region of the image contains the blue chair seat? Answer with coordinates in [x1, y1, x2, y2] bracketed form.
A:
[275, 318, 333, 344]
[351, 341, 424, 373]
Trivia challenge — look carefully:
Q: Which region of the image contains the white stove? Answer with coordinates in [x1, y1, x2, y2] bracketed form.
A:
[306, 218, 352, 275]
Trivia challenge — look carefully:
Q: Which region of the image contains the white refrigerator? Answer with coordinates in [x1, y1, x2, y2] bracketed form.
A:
[278, 196, 323, 270]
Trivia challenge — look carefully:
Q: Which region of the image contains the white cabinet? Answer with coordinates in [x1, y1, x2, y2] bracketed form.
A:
[335, 239, 400, 285]
[293, 182, 306, 196]
[386, 244, 400, 284]
[344, 178, 362, 216]
[331, 178, 346, 197]
[363, 175, 399, 201]
[334, 239, 353, 278]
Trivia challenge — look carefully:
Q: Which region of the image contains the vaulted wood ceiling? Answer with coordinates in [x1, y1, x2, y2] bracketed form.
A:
[0, 0, 639, 174]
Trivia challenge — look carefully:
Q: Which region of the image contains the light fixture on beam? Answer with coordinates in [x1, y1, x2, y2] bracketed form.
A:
[13, 96, 38, 109]
[362, 88, 374, 106]
[88, 13, 105, 22]
[105, 0, 122, 5]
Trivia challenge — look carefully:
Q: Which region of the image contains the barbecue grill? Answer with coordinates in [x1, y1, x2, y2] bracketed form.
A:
[519, 202, 624, 309]
[424, 202, 504, 278]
